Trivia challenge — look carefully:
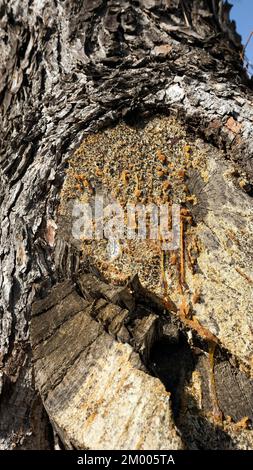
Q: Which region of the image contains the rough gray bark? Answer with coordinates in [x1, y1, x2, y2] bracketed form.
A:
[0, 0, 253, 450]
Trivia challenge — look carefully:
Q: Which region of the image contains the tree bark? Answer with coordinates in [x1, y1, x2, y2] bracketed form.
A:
[0, 0, 253, 449]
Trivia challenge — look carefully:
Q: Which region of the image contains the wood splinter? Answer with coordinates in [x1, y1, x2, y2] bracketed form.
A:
[208, 341, 223, 423]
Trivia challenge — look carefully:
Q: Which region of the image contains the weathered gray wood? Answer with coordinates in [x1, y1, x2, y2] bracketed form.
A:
[31, 272, 253, 449]
[31, 275, 182, 450]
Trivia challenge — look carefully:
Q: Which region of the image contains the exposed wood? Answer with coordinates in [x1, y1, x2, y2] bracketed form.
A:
[0, 0, 253, 449]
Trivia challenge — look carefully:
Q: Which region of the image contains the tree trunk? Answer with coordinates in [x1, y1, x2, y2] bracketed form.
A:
[1, 0, 253, 450]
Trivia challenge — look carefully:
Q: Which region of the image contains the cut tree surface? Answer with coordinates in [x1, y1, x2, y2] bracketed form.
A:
[1, 0, 253, 449]
[59, 116, 253, 365]
[31, 272, 253, 450]
[31, 279, 183, 450]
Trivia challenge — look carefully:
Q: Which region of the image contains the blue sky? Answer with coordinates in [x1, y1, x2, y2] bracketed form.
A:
[230, 0, 253, 71]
